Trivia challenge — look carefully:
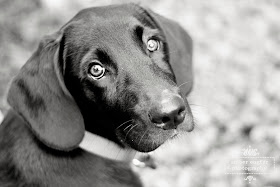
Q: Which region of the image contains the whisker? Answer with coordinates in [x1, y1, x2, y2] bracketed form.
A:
[152, 140, 156, 151]
[178, 81, 192, 88]
[116, 119, 133, 130]
[189, 103, 204, 108]
[123, 124, 133, 131]
[167, 49, 179, 55]
[115, 147, 122, 160]
[138, 129, 148, 146]
[132, 151, 138, 160]
[124, 124, 138, 140]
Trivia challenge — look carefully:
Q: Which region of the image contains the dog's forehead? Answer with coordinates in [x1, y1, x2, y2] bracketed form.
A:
[63, 7, 143, 43]
[62, 5, 161, 59]
[63, 17, 141, 56]
[61, 4, 167, 71]
[73, 4, 136, 19]
[65, 4, 157, 32]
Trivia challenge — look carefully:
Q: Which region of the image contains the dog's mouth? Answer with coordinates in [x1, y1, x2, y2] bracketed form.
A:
[112, 88, 194, 152]
[115, 116, 194, 152]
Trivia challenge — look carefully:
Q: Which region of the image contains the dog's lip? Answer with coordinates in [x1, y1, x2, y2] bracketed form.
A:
[185, 118, 195, 132]
[115, 118, 194, 152]
[170, 129, 178, 139]
[186, 123, 194, 132]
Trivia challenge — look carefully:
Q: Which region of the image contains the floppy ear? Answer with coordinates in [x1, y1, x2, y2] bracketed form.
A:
[147, 10, 193, 96]
[7, 31, 85, 151]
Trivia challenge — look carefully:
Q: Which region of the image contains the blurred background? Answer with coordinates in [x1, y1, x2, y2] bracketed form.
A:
[0, 0, 279, 186]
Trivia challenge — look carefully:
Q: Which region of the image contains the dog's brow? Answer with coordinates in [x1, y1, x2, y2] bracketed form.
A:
[132, 25, 146, 54]
[133, 6, 158, 29]
[95, 49, 118, 70]
[134, 25, 143, 42]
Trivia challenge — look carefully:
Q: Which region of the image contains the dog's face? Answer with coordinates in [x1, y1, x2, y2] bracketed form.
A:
[62, 5, 194, 152]
[8, 4, 194, 152]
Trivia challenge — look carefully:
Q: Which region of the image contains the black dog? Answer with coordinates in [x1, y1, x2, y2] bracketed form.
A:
[0, 3, 194, 187]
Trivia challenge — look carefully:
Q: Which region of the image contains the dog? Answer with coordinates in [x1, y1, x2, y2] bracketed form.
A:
[0, 3, 194, 187]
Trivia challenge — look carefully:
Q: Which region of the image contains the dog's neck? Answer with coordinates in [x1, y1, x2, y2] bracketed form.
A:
[79, 131, 137, 162]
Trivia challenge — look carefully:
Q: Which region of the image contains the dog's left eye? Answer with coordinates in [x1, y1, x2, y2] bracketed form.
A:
[147, 39, 160, 52]
[88, 61, 106, 80]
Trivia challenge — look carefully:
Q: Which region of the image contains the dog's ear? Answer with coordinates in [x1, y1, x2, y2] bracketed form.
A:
[146, 9, 193, 95]
[7, 31, 85, 151]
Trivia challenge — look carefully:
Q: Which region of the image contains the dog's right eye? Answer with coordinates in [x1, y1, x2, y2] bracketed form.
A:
[88, 61, 106, 80]
[147, 39, 160, 52]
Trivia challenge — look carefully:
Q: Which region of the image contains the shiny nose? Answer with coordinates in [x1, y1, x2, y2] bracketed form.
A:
[149, 95, 186, 130]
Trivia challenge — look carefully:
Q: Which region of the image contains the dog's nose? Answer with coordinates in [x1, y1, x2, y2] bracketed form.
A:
[149, 95, 186, 130]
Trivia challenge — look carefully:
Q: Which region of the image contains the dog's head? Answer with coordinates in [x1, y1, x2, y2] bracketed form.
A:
[8, 4, 194, 152]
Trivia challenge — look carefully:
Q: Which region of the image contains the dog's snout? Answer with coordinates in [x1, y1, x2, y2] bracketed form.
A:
[149, 95, 186, 130]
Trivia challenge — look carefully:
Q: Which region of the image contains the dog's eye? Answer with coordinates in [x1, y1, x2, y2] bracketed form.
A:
[88, 61, 106, 80]
[147, 39, 160, 52]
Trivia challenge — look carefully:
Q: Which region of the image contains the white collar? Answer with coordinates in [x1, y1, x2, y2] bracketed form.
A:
[79, 131, 137, 162]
